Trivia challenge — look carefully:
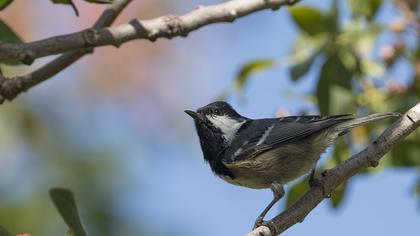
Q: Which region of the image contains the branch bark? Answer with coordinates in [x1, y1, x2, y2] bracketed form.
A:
[0, 0, 299, 64]
[0, 0, 132, 104]
[247, 102, 420, 236]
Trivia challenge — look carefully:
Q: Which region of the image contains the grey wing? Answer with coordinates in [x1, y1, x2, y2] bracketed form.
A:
[227, 115, 353, 162]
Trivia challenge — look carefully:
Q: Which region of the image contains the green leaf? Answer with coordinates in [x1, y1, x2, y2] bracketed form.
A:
[285, 179, 308, 208]
[0, 20, 22, 44]
[0, 225, 11, 236]
[324, 138, 349, 169]
[339, 22, 381, 48]
[84, 0, 113, 3]
[361, 59, 385, 78]
[289, 6, 328, 36]
[289, 33, 328, 81]
[348, 0, 382, 21]
[50, 0, 79, 16]
[66, 229, 75, 236]
[49, 188, 87, 236]
[235, 59, 275, 90]
[316, 54, 352, 114]
[326, 138, 350, 208]
[290, 53, 317, 81]
[339, 49, 360, 73]
[390, 139, 420, 167]
[330, 181, 348, 208]
[0, 0, 13, 10]
[0, 20, 23, 65]
[333, 138, 349, 164]
[330, 86, 355, 114]
[327, 0, 339, 32]
[316, 70, 331, 115]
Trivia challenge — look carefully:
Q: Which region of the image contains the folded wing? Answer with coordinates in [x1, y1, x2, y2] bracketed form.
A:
[225, 115, 354, 162]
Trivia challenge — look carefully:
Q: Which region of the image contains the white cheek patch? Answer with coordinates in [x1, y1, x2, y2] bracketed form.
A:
[206, 115, 245, 142]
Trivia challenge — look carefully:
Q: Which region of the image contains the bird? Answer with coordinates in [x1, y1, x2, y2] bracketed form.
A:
[185, 101, 399, 230]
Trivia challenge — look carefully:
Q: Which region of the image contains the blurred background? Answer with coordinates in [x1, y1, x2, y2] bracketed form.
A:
[0, 0, 419, 235]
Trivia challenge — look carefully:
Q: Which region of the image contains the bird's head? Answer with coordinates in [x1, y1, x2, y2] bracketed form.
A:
[185, 101, 247, 144]
[185, 101, 248, 166]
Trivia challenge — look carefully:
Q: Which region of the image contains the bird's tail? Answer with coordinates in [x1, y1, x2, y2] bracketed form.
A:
[335, 112, 401, 133]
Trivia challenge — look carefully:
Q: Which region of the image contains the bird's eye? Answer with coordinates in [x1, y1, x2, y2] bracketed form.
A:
[213, 109, 221, 115]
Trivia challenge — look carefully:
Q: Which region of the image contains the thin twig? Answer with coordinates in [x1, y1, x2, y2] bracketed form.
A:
[0, 0, 299, 64]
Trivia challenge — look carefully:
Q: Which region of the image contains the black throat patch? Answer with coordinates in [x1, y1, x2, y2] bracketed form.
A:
[193, 119, 235, 178]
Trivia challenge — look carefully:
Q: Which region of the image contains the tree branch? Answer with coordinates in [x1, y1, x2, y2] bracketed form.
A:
[247, 102, 420, 236]
[0, 0, 132, 104]
[0, 0, 299, 64]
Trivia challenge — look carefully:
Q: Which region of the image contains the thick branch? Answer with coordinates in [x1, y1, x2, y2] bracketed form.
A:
[0, 0, 132, 104]
[248, 102, 420, 236]
[0, 0, 299, 64]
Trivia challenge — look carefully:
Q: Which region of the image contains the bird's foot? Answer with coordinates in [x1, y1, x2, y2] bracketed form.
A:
[253, 218, 277, 236]
[308, 177, 330, 198]
[308, 169, 330, 198]
[308, 176, 320, 188]
[253, 216, 264, 229]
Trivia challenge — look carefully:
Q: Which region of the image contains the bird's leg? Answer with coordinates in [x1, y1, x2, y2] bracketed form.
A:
[308, 168, 319, 188]
[253, 182, 284, 230]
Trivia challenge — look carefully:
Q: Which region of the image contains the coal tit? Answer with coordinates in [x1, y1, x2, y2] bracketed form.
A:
[185, 101, 399, 229]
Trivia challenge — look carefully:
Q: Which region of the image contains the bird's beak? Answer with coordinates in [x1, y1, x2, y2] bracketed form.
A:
[184, 110, 202, 120]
